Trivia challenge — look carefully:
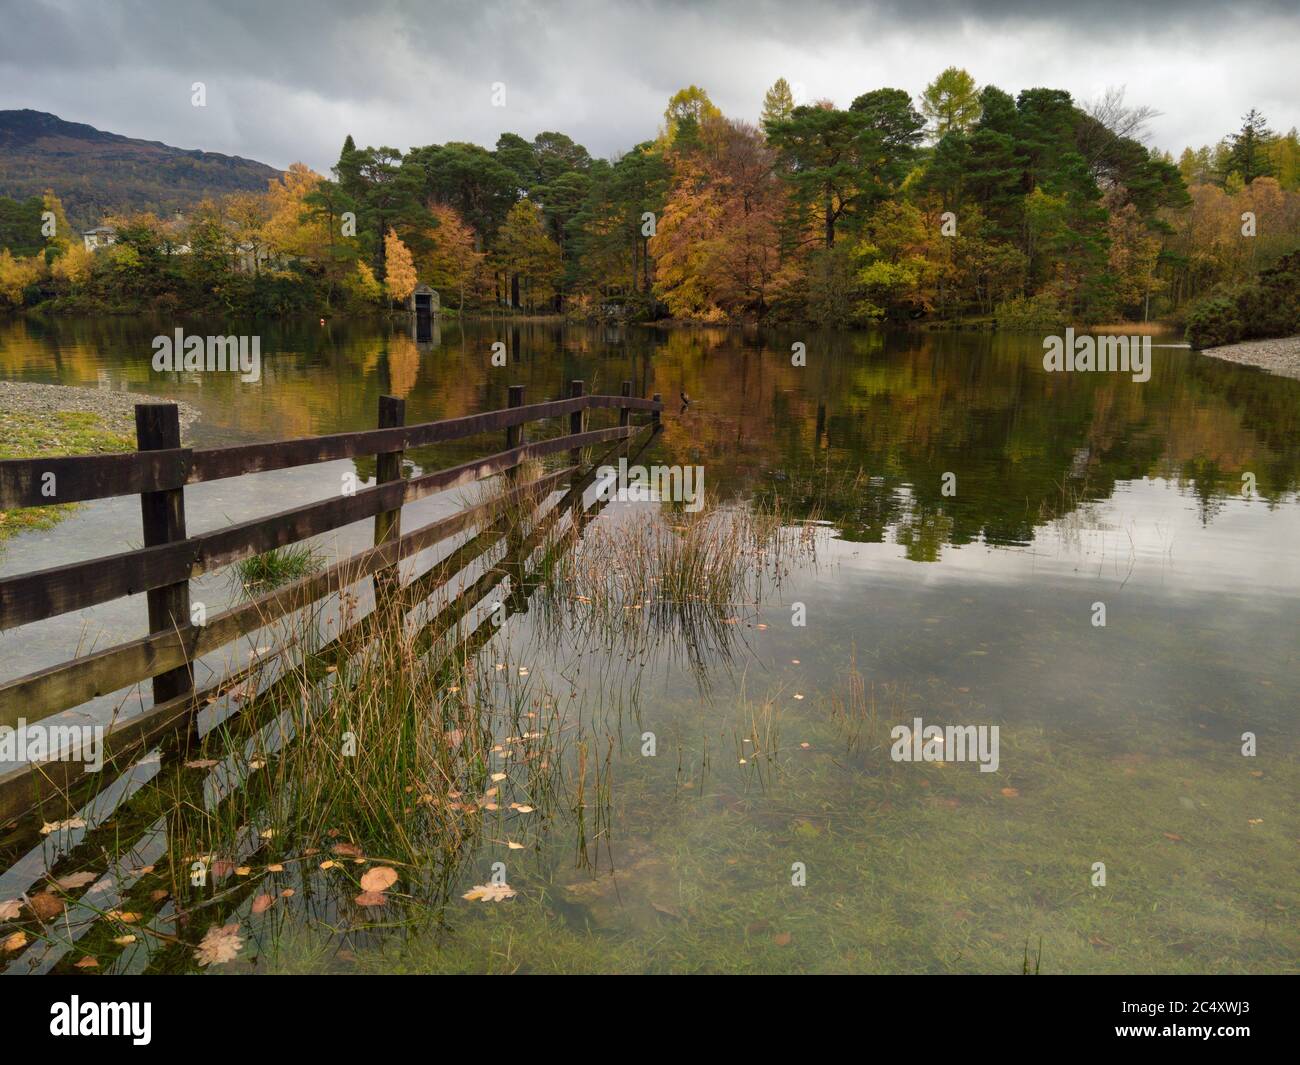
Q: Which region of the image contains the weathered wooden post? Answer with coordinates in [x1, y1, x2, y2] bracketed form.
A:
[619, 380, 632, 429]
[505, 385, 525, 454]
[652, 392, 662, 428]
[135, 403, 193, 708]
[568, 379, 584, 467]
[373, 394, 405, 609]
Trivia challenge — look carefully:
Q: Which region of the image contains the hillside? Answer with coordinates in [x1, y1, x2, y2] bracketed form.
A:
[0, 110, 282, 230]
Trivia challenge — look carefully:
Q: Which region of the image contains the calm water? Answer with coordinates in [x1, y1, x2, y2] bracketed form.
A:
[1, 315, 1297, 973]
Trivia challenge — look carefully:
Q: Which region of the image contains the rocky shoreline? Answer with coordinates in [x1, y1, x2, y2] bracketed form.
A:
[0, 380, 200, 441]
[1200, 335, 1300, 382]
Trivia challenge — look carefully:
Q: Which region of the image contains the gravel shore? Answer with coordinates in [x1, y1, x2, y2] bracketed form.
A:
[1200, 335, 1300, 382]
[0, 380, 200, 441]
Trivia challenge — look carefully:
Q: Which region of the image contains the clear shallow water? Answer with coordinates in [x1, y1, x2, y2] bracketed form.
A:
[0, 316, 1297, 973]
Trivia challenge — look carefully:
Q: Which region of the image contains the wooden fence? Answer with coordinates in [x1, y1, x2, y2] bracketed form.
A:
[0, 382, 663, 821]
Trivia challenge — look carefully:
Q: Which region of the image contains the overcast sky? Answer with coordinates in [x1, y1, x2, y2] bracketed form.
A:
[1, 0, 1296, 171]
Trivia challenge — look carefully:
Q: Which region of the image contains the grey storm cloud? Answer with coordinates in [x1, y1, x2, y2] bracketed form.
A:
[0, 0, 1295, 171]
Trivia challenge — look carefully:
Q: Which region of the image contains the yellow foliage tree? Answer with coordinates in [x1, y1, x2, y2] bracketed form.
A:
[424, 203, 485, 314]
[51, 241, 94, 286]
[41, 189, 72, 253]
[383, 228, 418, 302]
[263, 163, 331, 260]
[345, 260, 383, 303]
[0, 250, 45, 306]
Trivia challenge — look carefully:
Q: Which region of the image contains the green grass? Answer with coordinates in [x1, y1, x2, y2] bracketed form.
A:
[0, 409, 134, 543]
[231, 544, 324, 596]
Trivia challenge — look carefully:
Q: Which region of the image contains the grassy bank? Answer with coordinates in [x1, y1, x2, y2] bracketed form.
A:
[0, 408, 133, 543]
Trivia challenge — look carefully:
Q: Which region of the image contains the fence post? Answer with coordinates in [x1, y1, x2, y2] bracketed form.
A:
[619, 380, 632, 429]
[373, 394, 405, 608]
[135, 403, 193, 708]
[505, 385, 525, 454]
[568, 379, 584, 467]
[652, 392, 662, 428]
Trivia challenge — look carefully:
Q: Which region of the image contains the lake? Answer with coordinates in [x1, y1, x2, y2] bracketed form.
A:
[1, 315, 1297, 973]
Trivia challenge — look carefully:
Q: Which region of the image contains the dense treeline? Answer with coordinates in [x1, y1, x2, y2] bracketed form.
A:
[1, 73, 1298, 333]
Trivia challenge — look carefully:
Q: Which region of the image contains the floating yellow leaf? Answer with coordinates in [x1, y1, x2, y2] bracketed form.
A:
[251, 894, 275, 915]
[74, 956, 99, 969]
[112, 935, 136, 946]
[2, 931, 27, 953]
[359, 866, 399, 893]
[462, 883, 516, 902]
[194, 924, 243, 966]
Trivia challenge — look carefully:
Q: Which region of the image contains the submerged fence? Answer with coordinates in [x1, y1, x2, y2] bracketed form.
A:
[0, 382, 663, 822]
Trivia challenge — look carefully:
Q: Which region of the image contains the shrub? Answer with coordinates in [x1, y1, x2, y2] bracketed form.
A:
[1185, 295, 1244, 348]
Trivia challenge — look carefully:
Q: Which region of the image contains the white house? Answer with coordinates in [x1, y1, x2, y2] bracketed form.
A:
[82, 226, 117, 252]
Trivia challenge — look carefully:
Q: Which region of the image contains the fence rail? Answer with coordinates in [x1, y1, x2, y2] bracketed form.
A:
[0, 381, 663, 823]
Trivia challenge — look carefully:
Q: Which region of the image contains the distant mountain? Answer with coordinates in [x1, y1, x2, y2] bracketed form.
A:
[0, 110, 282, 230]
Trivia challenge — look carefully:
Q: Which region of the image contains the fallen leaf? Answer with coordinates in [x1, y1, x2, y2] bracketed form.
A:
[1248, 818, 1264, 826]
[506, 841, 525, 850]
[194, 924, 243, 967]
[28, 892, 65, 921]
[39, 818, 86, 835]
[462, 883, 516, 902]
[2, 931, 27, 953]
[0, 899, 21, 920]
[319, 860, 338, 870]
[251, 894, 275, 915]
[54, 871, 98, 890]
[112, 935, 136, 946]
[234, 866, 252, 877]
[279, 888, 295, 898]
[490, 772, 507, 782]
[331, 842, 363, 857]
[773, 932, 793, 947]
[515, 805, 534, 814]
[354, 891, 388, 907]
[107, 911, 140, 923]
[1000, 787, 1020, 798]
[185, 759, 219, 769]
[1163, 832, 1183, 842]
[266, 863, 284, 873]
[74, 956, 99, 969]
[359, 866, 399, 893]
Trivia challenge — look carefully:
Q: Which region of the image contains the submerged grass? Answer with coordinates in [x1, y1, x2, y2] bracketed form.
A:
[3, 458, 1292, 976]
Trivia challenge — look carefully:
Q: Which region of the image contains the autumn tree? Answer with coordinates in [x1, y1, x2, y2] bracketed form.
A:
[494, 200, 562, 310]
[383, 228, 418, 302]
[651, 117, 786, 320]
[761, 78, 796, 133]
[424, 203, 485, 313]
[920, 67, 981, 141]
